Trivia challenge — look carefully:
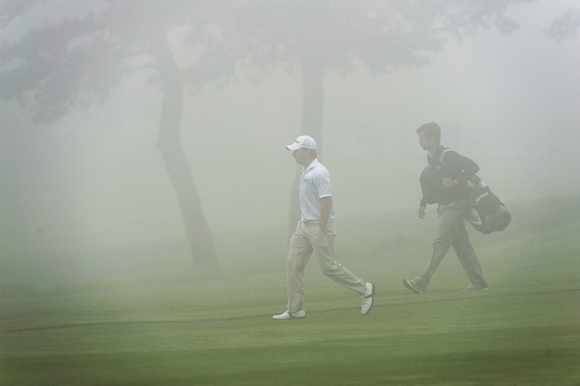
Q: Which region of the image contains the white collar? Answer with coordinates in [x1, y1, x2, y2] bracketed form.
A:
[302, 158, 319, 172]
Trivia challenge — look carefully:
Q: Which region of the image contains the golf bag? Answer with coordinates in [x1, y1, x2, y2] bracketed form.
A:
[464, 175, 511, 234]
[419, 166, 511, 234]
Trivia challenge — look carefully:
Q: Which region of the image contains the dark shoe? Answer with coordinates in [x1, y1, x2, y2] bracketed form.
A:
[403, 278, 425, 294]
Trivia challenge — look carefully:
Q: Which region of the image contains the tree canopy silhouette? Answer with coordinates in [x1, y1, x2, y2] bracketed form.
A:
[0, 0, 536, 260]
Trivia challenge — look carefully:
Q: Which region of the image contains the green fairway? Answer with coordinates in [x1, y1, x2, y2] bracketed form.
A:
[1, 198, 579, 385]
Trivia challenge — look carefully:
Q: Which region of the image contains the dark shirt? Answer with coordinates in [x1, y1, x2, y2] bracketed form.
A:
[420, 145, 479, 206]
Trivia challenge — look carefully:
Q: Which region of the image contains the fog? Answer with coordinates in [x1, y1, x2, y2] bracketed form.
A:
[1, 0, 579, 288]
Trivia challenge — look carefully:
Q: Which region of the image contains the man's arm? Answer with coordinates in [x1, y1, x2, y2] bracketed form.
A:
[419, 165, 436, 215]
[418, 206, 426, 219]
[319, 196, 333, 230]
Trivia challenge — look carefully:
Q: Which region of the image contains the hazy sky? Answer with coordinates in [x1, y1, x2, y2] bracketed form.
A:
[1, 0, 579, 285]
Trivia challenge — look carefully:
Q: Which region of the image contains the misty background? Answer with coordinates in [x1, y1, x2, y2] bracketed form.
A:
[1, 0, 579, 289]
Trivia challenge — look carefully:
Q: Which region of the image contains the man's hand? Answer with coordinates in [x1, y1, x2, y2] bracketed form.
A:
[418, 206, 426, 219]
[441, 177, 457, 188]
[319, 196, 333, 230]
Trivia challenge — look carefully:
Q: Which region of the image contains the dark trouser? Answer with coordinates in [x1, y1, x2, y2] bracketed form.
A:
[414, 200, 487, 289]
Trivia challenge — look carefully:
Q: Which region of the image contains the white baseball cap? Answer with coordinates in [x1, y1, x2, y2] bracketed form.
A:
[286, 135, 317, 151]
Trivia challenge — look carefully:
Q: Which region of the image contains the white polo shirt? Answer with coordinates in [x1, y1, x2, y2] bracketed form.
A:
[299, 159, 335, 221]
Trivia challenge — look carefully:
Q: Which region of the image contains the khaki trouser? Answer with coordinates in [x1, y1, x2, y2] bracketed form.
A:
[414, 199, 487, 289]
[286, 220, 367, 313]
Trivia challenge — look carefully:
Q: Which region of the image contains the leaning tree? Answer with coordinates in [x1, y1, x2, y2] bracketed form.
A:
[0, 0, 231, 266]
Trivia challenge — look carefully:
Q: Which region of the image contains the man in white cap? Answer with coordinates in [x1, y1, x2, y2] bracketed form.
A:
[273, 135, 375, 320]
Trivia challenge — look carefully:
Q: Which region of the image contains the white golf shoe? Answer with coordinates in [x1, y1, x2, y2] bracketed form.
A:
[272, 310, 306, 320]
[361, 282, 375, 315]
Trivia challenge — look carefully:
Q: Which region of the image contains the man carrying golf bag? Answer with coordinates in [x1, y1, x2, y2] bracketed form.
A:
[404, 122, 496, 295]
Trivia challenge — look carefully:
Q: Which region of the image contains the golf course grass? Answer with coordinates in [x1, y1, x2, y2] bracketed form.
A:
[1, 197, 579, 385]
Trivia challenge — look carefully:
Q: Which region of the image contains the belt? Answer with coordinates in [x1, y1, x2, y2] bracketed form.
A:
[302, 219, 334, 224]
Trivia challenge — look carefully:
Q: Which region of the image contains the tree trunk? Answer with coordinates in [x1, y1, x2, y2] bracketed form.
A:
[288, 60, 325, 238]
[151, 34, 217, 267]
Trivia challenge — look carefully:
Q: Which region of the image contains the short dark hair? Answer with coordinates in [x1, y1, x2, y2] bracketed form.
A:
[416, 122, 441, 144]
